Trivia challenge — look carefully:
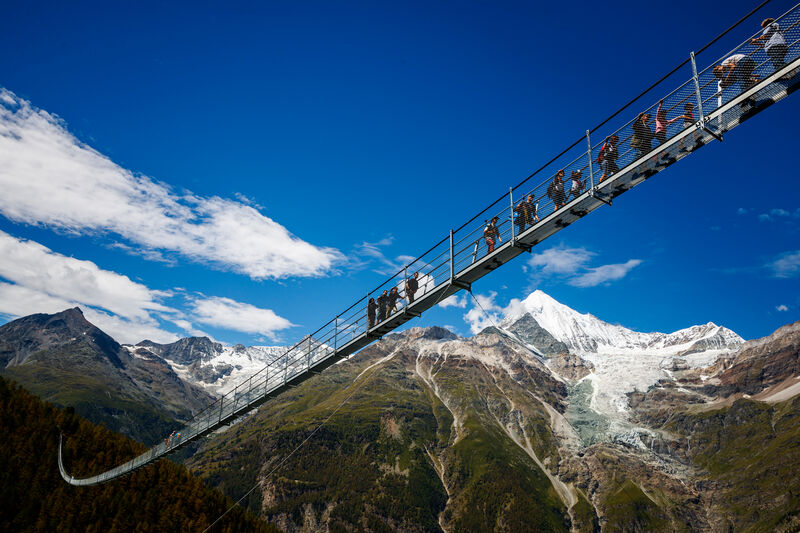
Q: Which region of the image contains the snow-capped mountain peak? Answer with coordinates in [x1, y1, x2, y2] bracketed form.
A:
[501, 290, 743, 357]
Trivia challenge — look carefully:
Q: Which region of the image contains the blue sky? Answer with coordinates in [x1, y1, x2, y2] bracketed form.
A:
[0, 0, 798, 345]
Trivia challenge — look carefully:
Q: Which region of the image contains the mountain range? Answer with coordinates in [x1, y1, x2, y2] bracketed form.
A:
[1, 291, 798, 531]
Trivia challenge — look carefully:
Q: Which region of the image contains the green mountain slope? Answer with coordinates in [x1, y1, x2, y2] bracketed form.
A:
[188, 328, 573, 532]
[0, 375, 275, 533]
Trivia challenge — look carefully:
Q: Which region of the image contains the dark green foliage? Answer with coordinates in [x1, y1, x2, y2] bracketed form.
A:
[0, 376, 276, 533]
[447, 420, 569, 532]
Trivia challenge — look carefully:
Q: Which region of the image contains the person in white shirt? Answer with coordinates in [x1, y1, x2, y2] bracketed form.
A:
[713, 53, 757, 108]
[751, 18, 788, 72]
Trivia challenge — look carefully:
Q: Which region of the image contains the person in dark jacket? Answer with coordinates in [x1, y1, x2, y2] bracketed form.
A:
[387, 287, 402, 317]
[630, 112, 654, 159]
[367, 297, 377, 328]
[377, 290, 388, 323]
[547, 170, 567, 210]
[598, 134, 619, 182]
[405, 272, 419, 303]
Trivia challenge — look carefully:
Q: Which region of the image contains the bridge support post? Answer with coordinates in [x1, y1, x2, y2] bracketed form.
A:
[449, 230, 454, 283]
[334, 316, 338, 351]
[691, 51, 722, 142]
[586, 130, 594, 191]
[509, 187, 515, 246]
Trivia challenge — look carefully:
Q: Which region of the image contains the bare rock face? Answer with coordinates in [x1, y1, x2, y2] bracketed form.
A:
[707, 321, 800, 397]
[506, 313, 569, 357]
[548, 351, 594, 381]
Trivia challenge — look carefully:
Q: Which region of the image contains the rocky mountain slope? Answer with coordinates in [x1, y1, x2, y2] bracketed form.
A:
[137, 337, 286, 395]
[0, 308, 214, 445]
[185, 292, 800, 532]
[2, 292, 798, 531]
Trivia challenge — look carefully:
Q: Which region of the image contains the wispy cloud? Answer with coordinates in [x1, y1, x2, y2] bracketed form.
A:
[756, 207, 799, 222]
[768, 250, 800, 278]
[776, 304, 789, 312]
[0, 230, 293, 343]
[0, 89, 342, 280]
[527, 244, 642, 288]
[569, 260, 643, 288]
[350, 235, 414, 275]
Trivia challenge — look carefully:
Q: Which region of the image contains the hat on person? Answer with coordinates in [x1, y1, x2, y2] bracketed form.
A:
[762, 18, 775, 27]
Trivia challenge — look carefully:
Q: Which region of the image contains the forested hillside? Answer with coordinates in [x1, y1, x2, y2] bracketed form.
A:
[0, 376, 276, 532]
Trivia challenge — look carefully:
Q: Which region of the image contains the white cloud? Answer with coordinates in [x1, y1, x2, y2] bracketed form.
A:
[768, 251, 800, 278]
[757, 208, 797, 222]
[527, 244, 641, 288]
[463, 291, 504, 334]
[776, 304, 789, 312]
[0, 230, 172, 322]
[569, 259, 643, 288]
[0, 89, 342, 280]
[528, 245, 594, 276]
[0, 282, 178, 344]
[190, 296, 294, 339]
[439, 293, 468, 309]
[0, 230, 293, 343]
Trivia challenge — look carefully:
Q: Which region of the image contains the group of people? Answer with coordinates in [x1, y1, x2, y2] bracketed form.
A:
[367, 272, 420, 327]
[714, 17, 791, 109]
[165, 430, 182, 447]
[629, 100, 697, 159]
[378, 17, 795, 303]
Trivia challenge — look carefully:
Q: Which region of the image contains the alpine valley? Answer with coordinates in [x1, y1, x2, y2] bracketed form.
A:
[2, 290, 799, 532]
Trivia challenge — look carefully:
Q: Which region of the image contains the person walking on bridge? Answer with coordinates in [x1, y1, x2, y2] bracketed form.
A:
[483, 216, 501, 254]
[377, 290, 389, 323]
[598, 134, 619, 182]
[568, 170, 586, 201]
[367, 297, 377, 328]
[405, 272, 419, 304]
[752, 18, 788, 73]
[547, 170, 567, 210]
[654, 99, 683, 145]
[387, 287, 401, 317]
[631, 112, 654, 159]
[714, 53, 757, 107]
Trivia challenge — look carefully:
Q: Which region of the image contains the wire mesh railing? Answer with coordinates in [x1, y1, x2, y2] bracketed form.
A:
[60, 0, 800, 485]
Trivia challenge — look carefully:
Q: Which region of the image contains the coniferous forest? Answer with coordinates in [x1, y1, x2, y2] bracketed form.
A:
[0, 376, 276, 532]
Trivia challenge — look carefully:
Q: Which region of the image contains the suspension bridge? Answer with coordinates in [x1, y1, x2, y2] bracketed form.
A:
[60, 1, 800, 485]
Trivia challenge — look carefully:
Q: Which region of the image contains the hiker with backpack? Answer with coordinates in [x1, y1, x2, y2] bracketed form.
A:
[547, 170, 567, 210]
[751, 18, 788, 73]
[597, 134, 619, 182]
[483, 216, 502, 254]
[630, 112, 654, 159]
